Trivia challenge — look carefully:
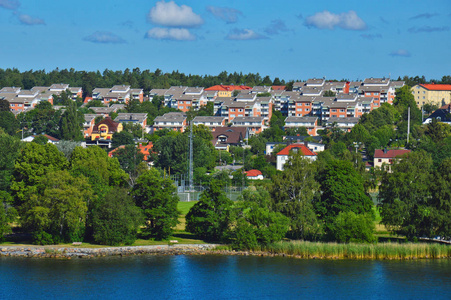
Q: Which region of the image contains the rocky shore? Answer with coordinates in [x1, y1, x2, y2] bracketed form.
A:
[0, 244, 220, 259]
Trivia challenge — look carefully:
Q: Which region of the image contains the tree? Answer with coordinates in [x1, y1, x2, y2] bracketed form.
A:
[230, 187, 289, 250]
[114, 145, 145, 185]
[59, 101, 84, 141]
[0, 99, 10, 112]
[429, 158, 451, 240]
[112, 130, 135, 149]
[185, 180, 233, 241]
[0, 134, 23, 192]
[270, 153, 322, 240]
[0, 111, 20, 136]
[11, 142, 68, 208]
[316, 160, 373, 228]
[21, 170, 92, 244]
[323, 90, 336, 97]
[92, 188, 143, 245]
[0, 201, 11, 242]
[132, 169, 180, 240]
[378, 151, 433, 240]
[32, 135, 48, 145]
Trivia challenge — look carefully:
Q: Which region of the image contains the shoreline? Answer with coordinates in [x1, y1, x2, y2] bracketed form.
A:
[1, 244, 450, 260]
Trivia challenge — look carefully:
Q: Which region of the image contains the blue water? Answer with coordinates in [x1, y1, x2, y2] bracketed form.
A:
[1, 255, 450, 299]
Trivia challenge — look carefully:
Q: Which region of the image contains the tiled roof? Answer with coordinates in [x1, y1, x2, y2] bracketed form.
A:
[277, 144, 316, 156]
[205, 85, 252, 91]
[420, 84, 451, 91]
[374, 149, 411, 159]
[245, 169, 262, 177]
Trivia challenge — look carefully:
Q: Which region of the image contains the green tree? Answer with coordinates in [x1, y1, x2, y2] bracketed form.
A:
[0, 111, 20, 136]
[0, 134, 23, 192]
[429, 158, 451, 240]
[114, 145, 145, 185]
[32, 135, 48, 145]
[92, 187, 143, 245]
[59, 101, 84, 141]
[132, 169, 180, 240]
[0, 201, 11, 242]
[21, 170, 92, 244]
[112, 130, 135, 149]
[230, 187, 289, 250]
[378, 151, 433, 239]
[185, 180, 233, 241]
[323, 90, 336, 97]
[270, 153, 322, 240]
[316, 160, 373, 227]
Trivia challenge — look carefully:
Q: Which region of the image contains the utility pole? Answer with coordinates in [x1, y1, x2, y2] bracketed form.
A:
[407, 106, 410, 145]
[188, 121, 193, 192]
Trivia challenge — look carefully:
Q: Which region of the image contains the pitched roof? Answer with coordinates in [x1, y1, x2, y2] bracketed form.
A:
[245, 169, 262, 177]
[277, 143, 316, 156]
[272, 86, 286, 91]
[93, 117, 120, 132]
[211, 127, 247, 145]
[205, 85, 252, 91]
[374, 149, 411, 159]
[419, 84, 451, 91]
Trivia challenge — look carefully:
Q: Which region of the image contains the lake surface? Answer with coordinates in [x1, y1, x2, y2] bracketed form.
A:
[1, 255, 450, 299]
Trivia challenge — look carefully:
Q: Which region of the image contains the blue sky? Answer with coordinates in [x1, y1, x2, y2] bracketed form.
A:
[0, 0, 450, 82]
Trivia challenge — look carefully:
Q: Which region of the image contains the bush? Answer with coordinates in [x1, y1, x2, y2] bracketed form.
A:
[329, 211, 376, 243]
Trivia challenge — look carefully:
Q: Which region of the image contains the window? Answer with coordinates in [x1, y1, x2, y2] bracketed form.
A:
[378, 159, 382, 162]
[339, 109, 345, 112]
[366, 92, 371, 96]
[374, 92, 379, 96]
[331, 109, 337, 112]
[305, 103, 310, 106]
[297, 108, 303, 112]
[239, 109, 243, 112]
[230, 108, 235, 112]
[306, 108, 309, 112]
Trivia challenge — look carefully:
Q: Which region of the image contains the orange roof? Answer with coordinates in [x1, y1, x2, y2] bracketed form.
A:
[272, 86, 286, 91]
[245, 169, 262, 177]
[205, 85, 252, 91]
[277, 144, 316, 156]
[420, 84, 451, 91]
[84, 97, 92, 103]
[374, 149, 410, 159]
[138, 142, 153, 159]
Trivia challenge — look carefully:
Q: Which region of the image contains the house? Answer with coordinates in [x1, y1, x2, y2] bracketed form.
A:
[83, 114, 97, 138]
[21, 134, 60, 144]
[276, 143, 317, 171]
[153, 112, 187, 132]
[422, 105, 451, 125]
[205, 85, 252, 98]
[114, 113, 148, 130]
[245, 169, 264, 180]
[325, 117, 360, 132]
[91, 117, 123, 142]
[211, 127, 248, 150]
[373, 148, 411, 171]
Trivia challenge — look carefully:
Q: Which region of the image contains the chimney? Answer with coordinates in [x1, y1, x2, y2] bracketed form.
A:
[384, 147, 388, 154]
[344, 82, 350, 94]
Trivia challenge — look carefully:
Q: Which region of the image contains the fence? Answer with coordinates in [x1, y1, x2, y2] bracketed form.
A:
[177, 185, 246, 202]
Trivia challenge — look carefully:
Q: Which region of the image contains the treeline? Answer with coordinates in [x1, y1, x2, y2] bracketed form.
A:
[1, 68, 450, 97]
[0, 68, 286, 96]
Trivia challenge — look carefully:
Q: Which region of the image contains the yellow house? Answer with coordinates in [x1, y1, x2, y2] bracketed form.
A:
[91, 117, 123, 141]
[411, 84, 451, 108]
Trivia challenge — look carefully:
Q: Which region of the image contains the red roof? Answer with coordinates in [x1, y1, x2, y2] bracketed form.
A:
[420, 84, 451, 91]
[245, 169, 262, 177]
[374, 149, 411, 159]
[84, 97, 92, 103]
[272, 86, 286, 91]
[277, 144, 316, 156]
[205, 85, 252, 92]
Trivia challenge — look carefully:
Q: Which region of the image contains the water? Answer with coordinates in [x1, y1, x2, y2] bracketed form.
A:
[1, 255, 450, 299]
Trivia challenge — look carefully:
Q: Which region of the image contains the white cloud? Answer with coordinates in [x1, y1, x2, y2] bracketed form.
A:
[147, 1, 203, 27]
[83, 31, 126, 44]
[389, 49, 411, 57]
[226, 28, 267, 40]
[18, 14, 45, 25]
[0, 0, 20, 10]
[145, 27, 196, 41]
[206, 6, 242, 23]
[305, 10, 366, 30]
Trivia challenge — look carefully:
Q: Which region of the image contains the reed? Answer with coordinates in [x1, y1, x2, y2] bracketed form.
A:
[259, 241, 450, 259]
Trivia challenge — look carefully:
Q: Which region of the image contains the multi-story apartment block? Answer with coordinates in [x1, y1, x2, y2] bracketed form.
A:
[192, 116, 227, 129]
[231, 116, 266, 135]
[92, 85, 143, 105]
[153, 112, 187, 132]
[411, 84, 451, 108]
[284, 116, 318, 136]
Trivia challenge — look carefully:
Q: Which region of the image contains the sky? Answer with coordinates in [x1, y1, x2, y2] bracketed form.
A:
[0, 0, 450, 82]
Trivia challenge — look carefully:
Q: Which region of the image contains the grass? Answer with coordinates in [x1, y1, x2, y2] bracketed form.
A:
[257, 240, 451, 259]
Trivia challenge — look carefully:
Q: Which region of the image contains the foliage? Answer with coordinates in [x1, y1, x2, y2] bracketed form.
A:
[56, 140, 81, 159]
[316, 160, 373, 227]
[17, 102, 62, 138]
[59, 101, 84, 141]
[0, 134, 23, 192]
[323, 90, 336, 97]
[132, 169, 180, 240]
[114, 145, 145, 185]
[21, 170, 92, 244]
[32, 135, 48, 145]
[112, 131, 135, 149]
[92, 188, 143, 246]
[0, 202, 11, 242]
[0, 111, 20, 136]
[229, 187, 289, 250]
[329, 211, 375, 243]
[378, 151, 449, 240]
[270, 153, 322, 240]
[185, 180, 233, 241]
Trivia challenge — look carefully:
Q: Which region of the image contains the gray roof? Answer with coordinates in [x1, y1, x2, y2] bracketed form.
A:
[111, 85, 131, 92]
[363, 77, 390, 85]
[192, 116, 226, 123]
[306, 78, 325, 86]
[326, 117, 359, 124]
[154, 112, 186, 123]
[90, 107, 116, 114]
[149, 89, 168, 95]
[184, 87, 204, 94]
[285, 116, 318, 123]
[49, 83, 69, 90]
[232, 116, 264, 124]
[301, 87, 323, 95]
[114, 113, 148, 123]
[0, 87, 21, 93]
